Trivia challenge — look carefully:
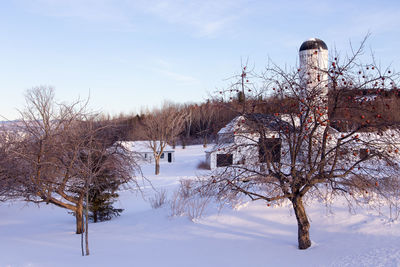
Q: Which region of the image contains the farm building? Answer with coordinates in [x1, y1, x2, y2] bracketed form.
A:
[205, 114, 283, 169]
[121, 141, 175, 163]
[205, 114, 400, 170]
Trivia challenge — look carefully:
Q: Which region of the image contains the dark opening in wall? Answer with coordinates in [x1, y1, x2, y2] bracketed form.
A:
[259, 138, 281, 163]
[217, 154, 233, 167]
[359, 148, 369, 159]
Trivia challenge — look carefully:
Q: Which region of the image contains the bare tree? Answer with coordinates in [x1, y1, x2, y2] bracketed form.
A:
[197, 102, 216, 147]
[6, 86, 138, 236]
[199, 37, 400, 249]
[183, 104, 194, 140]
[6, 87, 89, 234]
[140, 104, 186, 175]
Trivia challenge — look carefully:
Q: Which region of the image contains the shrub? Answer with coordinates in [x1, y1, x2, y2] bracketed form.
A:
[169, 179, 212, 221]
[149, 189, 167, 209]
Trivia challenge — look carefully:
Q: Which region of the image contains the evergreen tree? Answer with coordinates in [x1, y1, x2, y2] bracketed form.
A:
[89, 168, 124, 223]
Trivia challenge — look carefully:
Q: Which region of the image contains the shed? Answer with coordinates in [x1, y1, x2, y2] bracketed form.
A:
[121, 141, 175, 163]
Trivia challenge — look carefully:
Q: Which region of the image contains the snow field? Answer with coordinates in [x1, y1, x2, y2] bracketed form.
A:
[1, 145, 399, 267]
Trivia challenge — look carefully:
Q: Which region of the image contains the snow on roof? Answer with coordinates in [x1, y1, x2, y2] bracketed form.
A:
[218, 114, 287, 135]
[119, 141, 174, 153]
[279, 114, 301, 128]
[217, 116, 244, 135]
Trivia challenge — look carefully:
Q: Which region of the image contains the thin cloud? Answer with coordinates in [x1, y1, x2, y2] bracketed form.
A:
[16, 0, 248, 37]
[134, 0, 247, 37]
[15, 0, 136, 31]
[158, 69, 198, 83]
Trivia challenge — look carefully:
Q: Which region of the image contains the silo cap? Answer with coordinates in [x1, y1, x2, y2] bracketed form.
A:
[299, 38, 328, 51]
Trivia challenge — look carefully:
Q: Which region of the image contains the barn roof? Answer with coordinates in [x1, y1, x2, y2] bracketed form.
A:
[119, 141, 174, 153]
[218, 114, 289, 135]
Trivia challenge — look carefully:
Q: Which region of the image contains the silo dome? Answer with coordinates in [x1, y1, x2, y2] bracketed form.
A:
[299, 38, 328, 51]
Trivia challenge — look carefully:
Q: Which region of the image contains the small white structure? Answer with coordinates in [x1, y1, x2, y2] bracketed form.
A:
[206, 115, 282, 170]
[121, 141, 175, 163]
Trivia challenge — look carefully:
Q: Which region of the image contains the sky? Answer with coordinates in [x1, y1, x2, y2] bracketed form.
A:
[1, 0, 400, 119]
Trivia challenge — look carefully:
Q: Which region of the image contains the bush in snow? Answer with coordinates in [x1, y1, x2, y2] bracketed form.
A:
[149, 189, 167, 209]
[169, 179, 212, 221]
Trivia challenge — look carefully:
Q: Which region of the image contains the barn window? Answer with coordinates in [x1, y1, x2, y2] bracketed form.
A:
[259, 138, 281, 163]
[217, 154, 233, 167]
[161, 153, 165, 159]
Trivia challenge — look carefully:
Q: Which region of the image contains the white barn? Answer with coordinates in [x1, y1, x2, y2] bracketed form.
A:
[205, 114, 282, 170]
[206, 114, 400, 170]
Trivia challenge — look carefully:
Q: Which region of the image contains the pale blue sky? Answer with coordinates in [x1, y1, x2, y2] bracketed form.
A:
[1, 0, 399, 119]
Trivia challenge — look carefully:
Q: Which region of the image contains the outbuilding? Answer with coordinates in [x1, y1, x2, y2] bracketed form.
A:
[121, 141, 175, 163]
[205, 114, 283, 170]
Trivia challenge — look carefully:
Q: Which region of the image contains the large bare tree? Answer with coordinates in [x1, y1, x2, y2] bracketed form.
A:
[4, 87, 137, 235]
[199, 37, 400, 249]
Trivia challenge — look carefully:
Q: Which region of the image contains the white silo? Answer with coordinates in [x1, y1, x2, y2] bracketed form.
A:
[299, 38, 329, 120]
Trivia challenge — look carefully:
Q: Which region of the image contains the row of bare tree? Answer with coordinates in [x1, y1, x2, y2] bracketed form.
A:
[100, 83, 400, 153]
[106, 101, 238, 146]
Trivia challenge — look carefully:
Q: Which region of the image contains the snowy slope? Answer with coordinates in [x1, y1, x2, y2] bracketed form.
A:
[1, 145, 400, 267]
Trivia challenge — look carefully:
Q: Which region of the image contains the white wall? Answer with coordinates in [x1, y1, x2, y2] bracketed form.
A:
[138, 151, 175, 163]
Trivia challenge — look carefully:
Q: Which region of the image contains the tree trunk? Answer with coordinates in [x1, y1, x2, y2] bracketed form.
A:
[155, 158, 160, 175]
[203, 136, 208, 148]
[291, 196, 311, 249]
[76, 205, 84, 234]
[181, 137, 186, 149]
[93, 211, 98, 223]
[81, 216, 84, 256]
[85, 190, 90, 256]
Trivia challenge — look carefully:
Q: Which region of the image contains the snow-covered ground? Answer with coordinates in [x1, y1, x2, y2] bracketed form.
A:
[1, 145, 400, 267]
